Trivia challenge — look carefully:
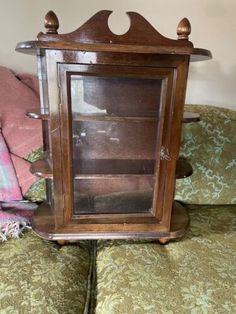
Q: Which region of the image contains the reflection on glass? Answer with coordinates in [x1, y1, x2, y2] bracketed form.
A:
[70, 75, 162, 215]
[71, 78, 107, 115]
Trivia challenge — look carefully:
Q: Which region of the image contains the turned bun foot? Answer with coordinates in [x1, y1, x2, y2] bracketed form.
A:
[158, 238, 170, 245]
[57, 240, 68, 245]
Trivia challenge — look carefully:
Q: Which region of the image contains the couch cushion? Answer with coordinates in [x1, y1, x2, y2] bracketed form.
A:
[176, 105, 236, 204]
[0, 232, 93, 314]
[24, 147, 46, 202]
[95, 205, 236, 313]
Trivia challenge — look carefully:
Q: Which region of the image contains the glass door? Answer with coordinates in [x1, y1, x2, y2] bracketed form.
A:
[58, 64, 172, 220]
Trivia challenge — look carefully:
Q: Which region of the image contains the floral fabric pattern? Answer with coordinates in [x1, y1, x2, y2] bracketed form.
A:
[0, 232, 93, 314]
[24, 147, 46, 202]
[24, 178, 46, 202]
[95, 205, 236, 314]
[176, 105, 236, 204]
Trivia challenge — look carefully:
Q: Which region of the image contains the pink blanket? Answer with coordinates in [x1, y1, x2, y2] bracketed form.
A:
[0, 66, 42, 157]
[0, 130, 22, 201]
[0, 132, 37, 240]
[0, 67, 42, 240]
[0, 131, 37, 240]
[0, 201, 37, 241]
[0, 66, 42, 195]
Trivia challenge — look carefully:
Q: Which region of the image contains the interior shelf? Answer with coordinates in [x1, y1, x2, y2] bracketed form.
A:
[26, 111, 200, 123]
[30, 157, 192, 179]
[72, 114, 158, 123]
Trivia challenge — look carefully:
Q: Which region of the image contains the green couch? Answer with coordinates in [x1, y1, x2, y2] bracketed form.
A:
[1, 105, 236, 314]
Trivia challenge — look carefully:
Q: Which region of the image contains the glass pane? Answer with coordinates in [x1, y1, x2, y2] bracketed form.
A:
[42, 120, 52, 156]
[70, 75, 162, 215]
[45, 178, 53, 206]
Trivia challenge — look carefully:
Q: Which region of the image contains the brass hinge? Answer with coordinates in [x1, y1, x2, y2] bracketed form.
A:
[160, 146, 171, 161]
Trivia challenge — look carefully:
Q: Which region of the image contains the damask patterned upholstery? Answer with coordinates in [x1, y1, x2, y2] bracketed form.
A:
[95, 105, 236, 313]
[95, 205, 236, 314]
[24, 148, 46, 202]
[0, 232, 93, 314]
[0, 105, 235, 313]
[1, 206, 235, 313]
[176, 105, 236, 204]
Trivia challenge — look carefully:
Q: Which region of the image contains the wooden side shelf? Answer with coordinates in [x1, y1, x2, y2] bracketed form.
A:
[26, 111, 49, 120]
[182, 112, 200, 123]
[30, 158, 52, 179]
[32, 200, 190, 240]
[175, 158, 193, 179]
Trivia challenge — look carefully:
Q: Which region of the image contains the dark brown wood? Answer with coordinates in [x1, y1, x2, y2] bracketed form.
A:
[176, 158, 193, 179]
[30, 158, 52, 178]
[182, 111, 200, 123]
[32, 201, 189, 240]
[190, 48, 212, 62]
[158, 201, 190, 244]
[38, 10, 193, 48]
[16, 41, 211, 61]
[17, 10, 211, 242]
[16, 10, 212, 62]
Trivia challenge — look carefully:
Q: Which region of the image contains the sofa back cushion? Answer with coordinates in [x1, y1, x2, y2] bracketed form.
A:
[175, 105, 236, 204]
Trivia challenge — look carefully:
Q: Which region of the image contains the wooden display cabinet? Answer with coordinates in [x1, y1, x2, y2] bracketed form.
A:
[16, 10, 211, 243]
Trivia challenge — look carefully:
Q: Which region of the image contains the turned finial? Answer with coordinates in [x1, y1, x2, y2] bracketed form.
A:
[177, 18, 191, 40]
[44, 11, 59, 34]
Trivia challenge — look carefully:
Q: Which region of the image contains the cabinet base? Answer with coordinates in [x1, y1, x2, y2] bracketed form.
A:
[32, 201, 190, 242]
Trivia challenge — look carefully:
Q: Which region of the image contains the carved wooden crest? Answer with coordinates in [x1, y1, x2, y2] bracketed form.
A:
[38, 10, 193, 48]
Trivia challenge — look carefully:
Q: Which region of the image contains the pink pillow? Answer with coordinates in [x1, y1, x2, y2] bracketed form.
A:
[0, 66, 43, 196]
[0, 130, 22, 201]
[0, 66, 42, 158]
